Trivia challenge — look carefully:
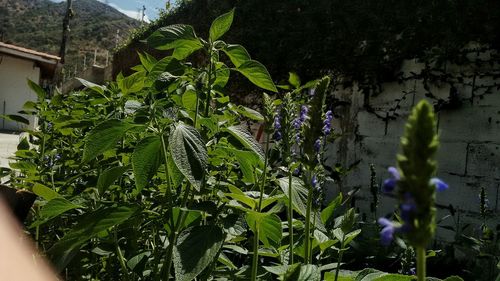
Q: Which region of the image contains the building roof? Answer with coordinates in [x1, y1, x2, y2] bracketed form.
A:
[0, 42, 61, 79]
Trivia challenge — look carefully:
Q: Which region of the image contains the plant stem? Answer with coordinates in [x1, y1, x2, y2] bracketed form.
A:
[250, 224, 260, 281]
[287, 170, 294, 264]
[204, 45, 213, 117]
[416, 247, 426, 281]
[160, 134, 175, 280]
[304, 173, 313, 264]
[333, 235, 345, 281]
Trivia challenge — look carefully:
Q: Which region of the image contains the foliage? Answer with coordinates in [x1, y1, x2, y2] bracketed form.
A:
[1, 8, 484, 281]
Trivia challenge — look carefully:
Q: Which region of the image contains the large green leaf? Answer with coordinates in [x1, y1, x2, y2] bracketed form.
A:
[138, 52, 157, 72]
[209, 8, 234, 42]
[117, 71, 146, 95]
[49, 206, 138, 270]
[321, 193, 343, 225]
[96, 165, 130, 194]
[222, 147, 262, 183]
[32, 183, 61, 201]
[76, 78, 107, 95]
[173, 225, 225, 281]
[0, 114, 29, 125]
[31, 198, 82, 228]
[371, 274, 414, 281]
[225, 125, 264, 163]
[172, 39, 204, 60]
[222, 44, 251, 67]
[278, 176, 308, 217]
[27, 79, 46, 100]
[132, 136, 162, 193]
[147, 56, 184, 85]
[284, 264, 321, 281]
[236, 60, 277, 92]
[148, 24, 198, 50]
[82, 119, 137, 163]
[246, 211, 282, 248]
[169, 123, 207, 191]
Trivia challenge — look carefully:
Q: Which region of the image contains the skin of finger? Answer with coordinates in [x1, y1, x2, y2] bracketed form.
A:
[0, 198, 58, 281]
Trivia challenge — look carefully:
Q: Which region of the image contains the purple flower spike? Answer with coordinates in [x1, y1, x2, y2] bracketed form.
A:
[300, 105, 309, 122]
[378, 217, 396, 246]
[273, 115, 281, 130]
[314, 139, 321, 152]
[430, 178, 448, 191]
[382, 167, 400, 193]
[311, 175, 318, 189]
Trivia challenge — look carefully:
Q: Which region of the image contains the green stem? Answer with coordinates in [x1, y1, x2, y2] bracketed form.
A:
[333, 236, 345, 281]
[160, 134, 175, 280]
[416, 247, 426, 281]
[250, 224, 260, 281]
[287, 170, 294, 264]
[204, 46, 214, 117]
[304, 174, 313, 264]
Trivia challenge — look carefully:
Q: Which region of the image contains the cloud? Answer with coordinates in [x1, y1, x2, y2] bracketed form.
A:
[97, 0, 151, 22]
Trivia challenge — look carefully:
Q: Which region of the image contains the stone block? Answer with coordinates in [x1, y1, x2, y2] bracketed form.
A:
[357, 110, 387, 137]
[437, 141, 468, 176]
[438, 105, 500, 143]
[466, 143, 500, 177]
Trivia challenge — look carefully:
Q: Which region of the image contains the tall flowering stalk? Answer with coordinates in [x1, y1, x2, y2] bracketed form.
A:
[378, 100, 449, 281]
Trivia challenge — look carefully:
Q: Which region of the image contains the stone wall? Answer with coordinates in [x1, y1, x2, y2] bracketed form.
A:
[327, 47, 500, 241]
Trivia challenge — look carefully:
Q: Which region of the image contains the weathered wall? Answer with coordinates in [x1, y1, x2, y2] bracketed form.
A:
[327, 47, 500, 241]
[0, 55, 39, 131]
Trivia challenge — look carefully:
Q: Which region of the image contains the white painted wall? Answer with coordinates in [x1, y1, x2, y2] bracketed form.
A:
[327, 49, 500, 241]
[0, 55, 40, 131]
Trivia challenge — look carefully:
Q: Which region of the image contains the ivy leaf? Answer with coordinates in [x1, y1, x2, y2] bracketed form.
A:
[222, 44, 251, 67]
[246, 211, 282, 248]
[82, 119, 137, 163]
[49, 206, 138, 271]
[132, 136, 162, 193]
[96, 165, 130, 194]
[173, 225, 225, 281]
[209, 8, 234, 42]
[169, 123, 207, 191]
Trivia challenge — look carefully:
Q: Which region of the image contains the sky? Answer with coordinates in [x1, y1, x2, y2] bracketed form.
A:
[50, 0, 168, 22]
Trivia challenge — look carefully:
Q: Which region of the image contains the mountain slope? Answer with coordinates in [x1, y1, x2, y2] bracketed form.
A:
[0, 0, 140, 75]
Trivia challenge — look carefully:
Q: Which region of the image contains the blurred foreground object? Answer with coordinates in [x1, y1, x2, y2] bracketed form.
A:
[0, 185, 36, 222]
[0, 198, 57, 280]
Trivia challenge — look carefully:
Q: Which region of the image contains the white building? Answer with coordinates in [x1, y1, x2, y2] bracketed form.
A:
[0, 42, 60, 131]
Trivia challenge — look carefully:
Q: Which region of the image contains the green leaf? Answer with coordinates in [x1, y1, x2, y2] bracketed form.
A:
[138, 52, 157, 72]
[76, 78, 106, 95]
[278, 177, 308, 217]
[221, 147, 262, 183]
[209, 8, 235, 42]
[173, 225, 225, 281]
[442, 277, 464, 281]
[236, 60, 277, 92]
[82, 119, 137, 163]
[169, 123, 208, 191]
[147, 56, 184, 85]
[32, 183, 61, 201]
[222, 44, 251, 67]
[0, 114, 29, 125]
[172, 39, 203, 60]
[164, 207, 202, 234]
[284, 264, 321, 281]
[27, 79, 46, 99]
[246, 211, 282, 248]
[49, 206, 138, 270]
[372, 274, 415, 280]
[96, 165, 130, 194]
[148, 24, 198, 50]
[225, 125, 264, 163]
[182, 86, 198, 111]
[213, 62, 230, 88]
[117, 71, 146, 95]
[132, 136, 162, 193]
[31, 198, 82, 228]
[289, 72, 301, 88]
[237, 106, 264, 121]
[321, 193, 342, 225]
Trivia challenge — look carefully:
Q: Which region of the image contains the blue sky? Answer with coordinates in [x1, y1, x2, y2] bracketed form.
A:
[50, 0, 168, 21]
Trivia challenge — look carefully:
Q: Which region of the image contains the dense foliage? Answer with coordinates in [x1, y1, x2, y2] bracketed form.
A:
[2, 9, 498, 281]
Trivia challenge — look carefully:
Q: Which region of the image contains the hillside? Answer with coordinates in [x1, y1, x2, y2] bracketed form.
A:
[0, 0, 140, 76]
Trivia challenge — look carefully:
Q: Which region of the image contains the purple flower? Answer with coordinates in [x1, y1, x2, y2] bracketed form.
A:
[311, 174, 318, 189]
[293, 118, 302, 129]
[378, 217, 397, 246]
[274, 131, 282, 141]
[295, 133, 301, 144]
[54, 154, 62, 161]
[300, 105, 309, 122]
[382, 166, 400, 193]
[273, 115, 282, 141]
[322, 110, 334, 135]
[314, 139, 321, 152]
[430, 178, 448, 192]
